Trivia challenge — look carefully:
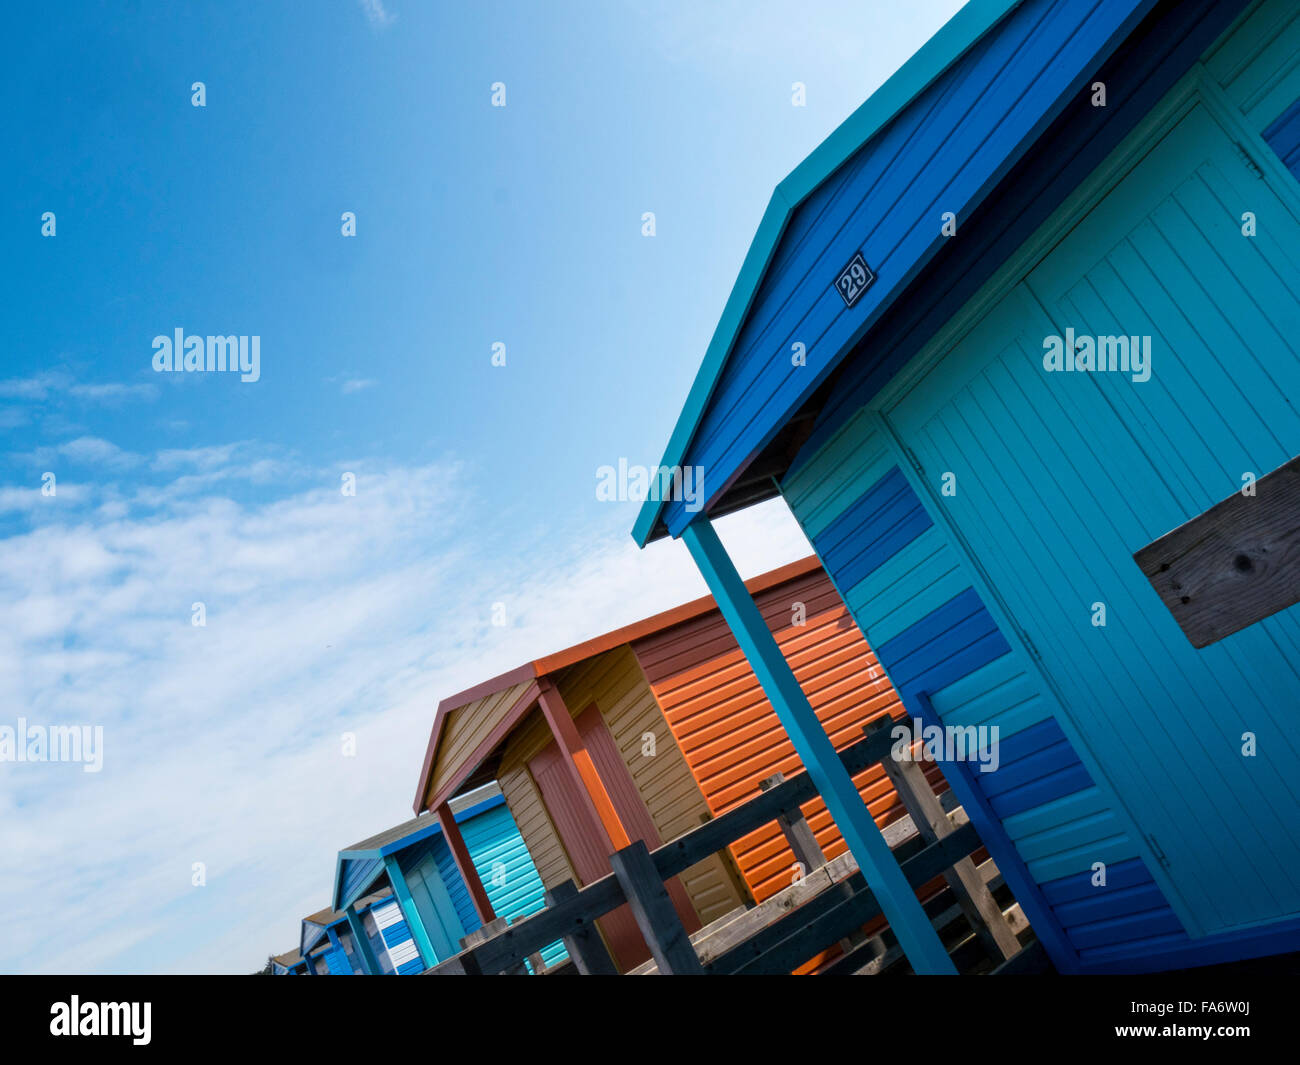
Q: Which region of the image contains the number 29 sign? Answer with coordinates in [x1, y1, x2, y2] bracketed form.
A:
[833, 251, 876, 309]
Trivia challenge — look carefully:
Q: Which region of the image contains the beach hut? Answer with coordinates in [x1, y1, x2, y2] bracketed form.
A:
[332, 782, 563, 973]
[412, 556, 950, 972]
[270, 949, 308, 976]
[631, 0, 1300, 974]
[294, 891, 402, 975]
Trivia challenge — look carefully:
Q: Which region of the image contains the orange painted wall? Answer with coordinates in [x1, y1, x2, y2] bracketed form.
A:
[631, 566, 949, 905]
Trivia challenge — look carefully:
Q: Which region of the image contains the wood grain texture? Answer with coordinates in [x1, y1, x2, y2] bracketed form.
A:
[1134, 454, 1300, 648]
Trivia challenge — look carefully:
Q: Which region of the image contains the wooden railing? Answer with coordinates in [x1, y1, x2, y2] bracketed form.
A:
[428, 717, 1029, 976]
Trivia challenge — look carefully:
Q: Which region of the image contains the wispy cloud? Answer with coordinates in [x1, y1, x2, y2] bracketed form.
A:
[0, 372, 157, 406]
[357, 0, 396, 29]
[340, 378, 376, 395]
[0, 438, 810, 974]
[69, 382, 159, 404]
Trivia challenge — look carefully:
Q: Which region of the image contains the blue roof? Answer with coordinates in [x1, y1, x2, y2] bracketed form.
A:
[632, 0, 1022, 545]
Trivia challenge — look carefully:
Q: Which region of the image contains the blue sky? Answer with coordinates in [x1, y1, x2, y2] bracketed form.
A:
[0, 0, 963, 973]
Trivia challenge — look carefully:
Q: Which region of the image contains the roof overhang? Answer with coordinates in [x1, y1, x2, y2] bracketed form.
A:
[632, 0, 1025, 545]
[631, 0, 1184, 546]
[411, 556, 827, 813]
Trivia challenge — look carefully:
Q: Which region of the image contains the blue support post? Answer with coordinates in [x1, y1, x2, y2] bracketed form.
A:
[681, 517, 956, 974]
[345, 904, 383, 976]
[383, 854, 439, 968]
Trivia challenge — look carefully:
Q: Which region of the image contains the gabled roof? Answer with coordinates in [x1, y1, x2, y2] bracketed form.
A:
[411, 555, 825, 813]
[299, 888, 392, 956]
[332, 783, 505, 911]
[632, 0, 1022, 545]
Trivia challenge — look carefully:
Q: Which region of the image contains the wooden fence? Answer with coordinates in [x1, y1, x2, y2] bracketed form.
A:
[428, 717, 1036, 976]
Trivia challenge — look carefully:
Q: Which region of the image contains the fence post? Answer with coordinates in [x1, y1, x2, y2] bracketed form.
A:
[608, 841, 705, 975]
[869, 719, 1020, 962]
[760, 771, 876, 956]
[544, 880, 618, 975]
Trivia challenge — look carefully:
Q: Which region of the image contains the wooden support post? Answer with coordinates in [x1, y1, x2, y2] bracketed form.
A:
[758, 772, 824, 873]
[682, 517, 956, 975]
[759, 764, 878, 957]
[545, 880, 618, 975]
[759, 771, 874, 956]
[537, 680, 633, 850]
[608, 841, 704, 975]
[436, 801, 496, 925]
[869, 719, 1020, 961]
[344, 904, 383, 975]
[427, 951, 482, 975]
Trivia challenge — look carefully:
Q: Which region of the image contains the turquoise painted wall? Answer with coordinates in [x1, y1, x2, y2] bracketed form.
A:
[779, 0, 1300, 971]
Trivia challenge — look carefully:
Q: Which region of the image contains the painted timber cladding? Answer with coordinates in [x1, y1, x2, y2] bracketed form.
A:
[460, 800, 569, 968]
[788, 0, 1254, 480]
[659, 0, 1158, 538]
[781, 413, 1175, 971]
[495, 647, 746, 928]
[370, 899, 423, 975]
[1264, 99, 1300, 176]
[775, 0, 1300, 971]
[426, 679, 534, 803]
[631, 568, 947, 903]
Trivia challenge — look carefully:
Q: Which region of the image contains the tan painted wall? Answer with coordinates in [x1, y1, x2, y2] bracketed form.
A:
[427, 678, 533, 804]
[492, 648, 746, 927]
[553, 645, 748, 925]
[498, 716, 577, 895]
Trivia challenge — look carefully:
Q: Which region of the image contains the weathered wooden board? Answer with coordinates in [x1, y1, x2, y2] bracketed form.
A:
[1134, 454, 1300, 647]
[609, 841, 705, 975]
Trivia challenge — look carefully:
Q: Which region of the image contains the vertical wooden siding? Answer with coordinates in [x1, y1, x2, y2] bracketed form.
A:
[498, 710, 578, 893]
[631, 568, 945, 903]
[782, 405, 1178, 971]
[428, 679, 534, 803]
[552, 647, 747, 925]
[775, 0, 1300, 969]
[659, 0, 1157, 537]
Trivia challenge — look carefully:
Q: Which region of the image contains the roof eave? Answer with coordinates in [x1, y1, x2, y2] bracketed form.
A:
[631, 0, 1023, 547]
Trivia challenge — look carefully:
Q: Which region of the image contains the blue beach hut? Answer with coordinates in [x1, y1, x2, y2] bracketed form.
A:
[633, 0, 1300, 974]
[294, 890, 404, 975]
[332, 782, 565, 973]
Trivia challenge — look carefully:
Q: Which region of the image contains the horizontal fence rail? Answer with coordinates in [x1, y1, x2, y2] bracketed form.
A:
[428, 716, 1025, 975]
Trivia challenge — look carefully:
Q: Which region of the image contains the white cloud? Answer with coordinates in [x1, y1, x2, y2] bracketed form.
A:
[69, 383, 159, 404]
[0, 442, 810, 974]
[340, 378, 376, 394]
[357, 0, 396, 29]
[0, 372, 71, 400]
[0, 373, 157, 406]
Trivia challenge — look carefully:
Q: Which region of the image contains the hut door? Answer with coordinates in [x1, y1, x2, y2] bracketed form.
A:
[886, 100, 1300, 935]
[529, 707, 701, 970]
[573, 705, 702, 936]
[528, 741, 653, 970]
